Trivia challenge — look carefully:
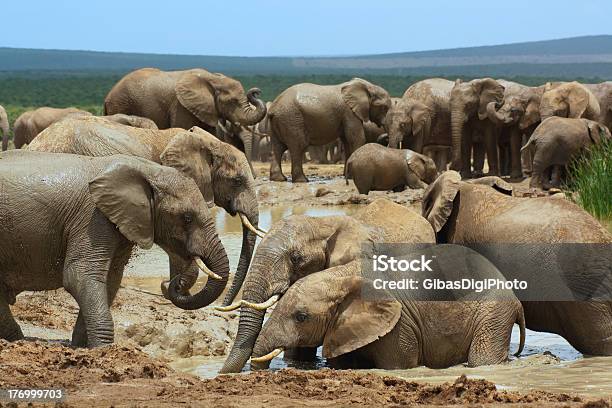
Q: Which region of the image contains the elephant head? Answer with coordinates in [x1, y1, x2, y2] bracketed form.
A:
[584, 119, 612, 146]
[0, 105, 9, 151]
[251, 263, 401, 369]
[386, 98, 433, 150]
[175, 69, 267, 129]
[406, 151, 438, 184]
[450, 78, 505, 170]
[159, 127, 261, 305]
[89, 159, 230, 310]
[341, 78, 392, 128]
[486, 87, 544, 131]
[219, 214, 376, 373]
[540, 82, 601, 121]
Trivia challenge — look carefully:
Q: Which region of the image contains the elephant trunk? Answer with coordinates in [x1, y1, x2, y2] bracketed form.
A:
[486, 101, 507, 126]
[222, 197, 260, 306]
[235, 88, 267, 126]
[167, 219, 230, 310]
[387, 122, 404, 149]
[450, 103, 465, 171]
[220, 304, 266, 373]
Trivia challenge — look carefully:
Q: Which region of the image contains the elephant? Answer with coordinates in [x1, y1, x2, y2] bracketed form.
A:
[28, 116, 261, 306]
[103, 68, 267, 152]
[12, 107, 92, 149]
[540, 81, 600, 122]
[0, 151, 229, 346]
[450, 78, 505, 178]
[584, 82, 612, 131]
[422, 171, 612, 356]
[345, 144, 438, 194]
[267, 78, 391, 182]
[99, 113, 159, 129]
[219, 198, 436, 373]
[485, 81, 545, 178]
[0, 105, 9, 151]
[521, 117, 611, 189]
[251, 245, 525, 370]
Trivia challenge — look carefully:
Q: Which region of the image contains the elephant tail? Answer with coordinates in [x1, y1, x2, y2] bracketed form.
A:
[345, 159, 352, 185]
[520, 137, 534, 153]
[514, 306, 526, 357]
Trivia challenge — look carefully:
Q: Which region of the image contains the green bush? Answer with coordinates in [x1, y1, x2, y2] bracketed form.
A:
[564, 137, 612, 220]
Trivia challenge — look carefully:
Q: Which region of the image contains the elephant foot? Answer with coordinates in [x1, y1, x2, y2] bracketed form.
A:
[270, 172, 287, 182]
[291, 174, 309, 183]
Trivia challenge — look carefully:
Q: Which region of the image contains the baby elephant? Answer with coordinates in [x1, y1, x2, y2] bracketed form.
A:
[251, 244, 525, 370]
[522, 116, 611, 189]
[346, 143, 437, 194]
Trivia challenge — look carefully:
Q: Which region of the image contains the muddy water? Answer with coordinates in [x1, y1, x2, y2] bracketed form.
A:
[122, 205, 612, 399]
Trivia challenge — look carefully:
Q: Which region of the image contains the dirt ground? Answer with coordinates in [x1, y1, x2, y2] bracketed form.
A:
[2, 162, 598, 407]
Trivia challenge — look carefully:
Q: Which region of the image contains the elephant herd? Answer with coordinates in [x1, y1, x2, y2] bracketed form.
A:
[0, 68, 610, 375]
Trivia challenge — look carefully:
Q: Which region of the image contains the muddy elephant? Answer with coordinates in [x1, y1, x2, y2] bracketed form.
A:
[584, 82, 612, 131]
[251, 245, 525, 370]
[104, 68, 267, 150]
[521, 117, 611, 189]
[268, 78, 391, 182]
[540, 81, 600, 122]
[12, 107, 92, 149]
[219, 198, 436, 373]
[450, 78, 505, 177]
[29, 116, 261, 306]
[422, 171, 612, 355]
[100, 113, 159, 129]
[345, 144, 437, 194]
[0, 151, 229, 346]
[387, 79, 454, 171]
[0, 105, 9, 151]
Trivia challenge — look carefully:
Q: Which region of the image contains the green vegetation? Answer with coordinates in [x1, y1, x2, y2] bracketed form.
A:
[564, 138, 612, 220]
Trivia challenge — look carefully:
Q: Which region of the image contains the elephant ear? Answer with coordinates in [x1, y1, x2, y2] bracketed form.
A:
[406, 153, 427, 181]
[467, 176, 513, 196]
[342, 80, 371, 122]
[567, 84, 590, 119]
[323, 276, 402, 359]
[421, 171, 462, 233]
[584, 120, 609, 146]
[160, 131, 215, 207]
[89, 161, 155, 249]
[176, 70, 218, 128]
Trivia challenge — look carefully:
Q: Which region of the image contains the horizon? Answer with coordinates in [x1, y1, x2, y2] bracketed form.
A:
[2, 0, 610, 57]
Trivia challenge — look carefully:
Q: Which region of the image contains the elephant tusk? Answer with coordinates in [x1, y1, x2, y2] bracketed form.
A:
[195, 257, 222, 280]
[242, 295, 279, 311]
[251, 348, 283, 363]
[239, 213, 265, 238]
[214, 302, 242, 312]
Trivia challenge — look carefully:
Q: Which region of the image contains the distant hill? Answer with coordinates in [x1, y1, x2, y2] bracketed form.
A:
[1, 35, 612, 78]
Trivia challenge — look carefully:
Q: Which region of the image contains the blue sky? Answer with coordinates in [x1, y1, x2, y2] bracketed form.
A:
[2, 0, 609, 56]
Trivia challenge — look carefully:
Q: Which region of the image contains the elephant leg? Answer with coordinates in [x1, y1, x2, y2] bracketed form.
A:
[467, 306, 514, 367]
[290, 144, 309, 183]
[269, 136, 287, 182]
[0, 293, 24, 341]
[484, 129, 499, 176]
[521, 134, 534, 176]
[472, 143, 485, 178]
[551, 165, 563, 188]
[460, 131, 474, 178]
[510, 129, 523, 178]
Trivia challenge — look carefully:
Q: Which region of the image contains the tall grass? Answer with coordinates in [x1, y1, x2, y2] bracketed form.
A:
[564, 137, 612, 220]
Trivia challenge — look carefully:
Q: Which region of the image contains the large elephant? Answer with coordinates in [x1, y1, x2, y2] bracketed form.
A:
[0, 151, 229, 346]
[540, 81, 600, 122]
[584, 81, 612, 131]
[251, 245, 525, 370]
[387, 79, 453, 171]
[12, 107, 92, 149]
[28, 116, 261, 306]
[345, 144, 437, 194]
[267, 78, 391, 182]
[104, 68, 267, 153]
[485, 81, 545, 178]
[521, 117, 611, 189]
[219, 198, 436, 373]
[422, 171, 612, 355]
[450, 78, 505, 177]
[0, 105, 9, 151]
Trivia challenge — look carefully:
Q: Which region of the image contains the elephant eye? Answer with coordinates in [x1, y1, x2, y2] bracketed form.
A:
[184, 213, 193, 224]
[290, 251, 303, 265]
[295, 311, 309, 323]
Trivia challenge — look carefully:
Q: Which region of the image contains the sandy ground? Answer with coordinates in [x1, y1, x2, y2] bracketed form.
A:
[3, 162, 606, 407]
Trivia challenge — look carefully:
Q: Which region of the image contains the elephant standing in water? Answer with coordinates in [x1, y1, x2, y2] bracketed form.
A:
[386, 78, 453, 171]
[29, 116, 262, 305]
[0, 151, 229, 346]
[219, 199, 436, 373]
[12, 107, 92, 149]
[449, 78, 505, 177]
[0, 105, 9, 151]
[104, 68, 267, 155]
[422, 171, 612, 355]
[251, 245, 525, 370]
[267, 78, 391, 182]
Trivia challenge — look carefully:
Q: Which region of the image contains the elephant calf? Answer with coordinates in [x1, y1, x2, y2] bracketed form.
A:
[522, 116, 611, 189]
[346, 143, 438, 194]
[251, 245, 525, 370]
[0, 151, 230, 347]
